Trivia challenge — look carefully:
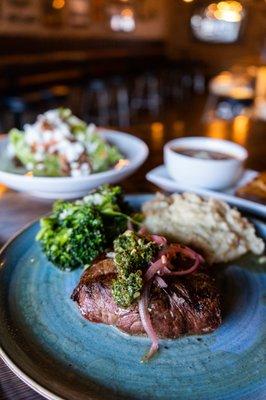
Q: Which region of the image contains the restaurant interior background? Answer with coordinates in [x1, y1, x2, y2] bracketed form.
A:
[0, 0, 266, 175]
[0, 3, 266, 398]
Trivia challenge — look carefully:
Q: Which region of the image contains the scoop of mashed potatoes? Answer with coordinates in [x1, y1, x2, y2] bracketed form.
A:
[143, 192, 265, 264]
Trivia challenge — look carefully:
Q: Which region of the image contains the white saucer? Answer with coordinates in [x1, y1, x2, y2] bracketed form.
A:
[146, 165, 266, 218]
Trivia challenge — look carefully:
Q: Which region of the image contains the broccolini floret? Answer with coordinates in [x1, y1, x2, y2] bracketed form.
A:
[83, 184, 128, 214]
[36, 185, 131, 271]
[36, 202, 106, 270]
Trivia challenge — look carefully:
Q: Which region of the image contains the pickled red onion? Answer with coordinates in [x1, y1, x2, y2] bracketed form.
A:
[138, 282, 159, 362]
[155, 276, 168, 288]
[150, 234, 168, 246]
[139, 240, 204, 362]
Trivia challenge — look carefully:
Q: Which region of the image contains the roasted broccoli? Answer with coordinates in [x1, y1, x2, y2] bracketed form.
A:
[82, 184, 129, 214]
[36, 185, 131, 271]
[111, 231, 159, 307]
[36, 201, 106, 270]
[83, 184, 134, 242]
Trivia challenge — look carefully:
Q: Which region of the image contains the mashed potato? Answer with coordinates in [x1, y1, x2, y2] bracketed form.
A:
[143, 192, 265, 264]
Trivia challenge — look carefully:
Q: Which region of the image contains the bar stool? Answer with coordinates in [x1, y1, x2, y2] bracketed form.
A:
[131, 72, 160, 117]
[1, 87, 69, 131]
[107, 76, 130, 127]
[2, 96, 26, 130]
[82, 79, 110, 126]
[193, 70, 206, 94]
[160, 67, 183, 103]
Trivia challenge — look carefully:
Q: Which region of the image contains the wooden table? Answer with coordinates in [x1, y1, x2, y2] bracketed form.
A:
[0, 100, 266, 399]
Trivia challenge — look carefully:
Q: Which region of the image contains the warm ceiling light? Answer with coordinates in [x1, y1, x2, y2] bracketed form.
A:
[0, 184, 7, 197]
[206, 119, 228, 140]
[232, 115, 249, 146]
[110, 6, 136, 32]
[151, 122, 164, 150]
[227, 1, 243, 12]
[208, 3, 218, 11]
[52, 0, 65, 10]
[214, 10, 242, 22]
[206, 1, 244, 22]
[182, 0, 194, 3]
[121, 8, 134, 17]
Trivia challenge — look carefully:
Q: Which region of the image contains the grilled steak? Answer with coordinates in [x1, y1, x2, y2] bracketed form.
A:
[71, 256, 222, 338]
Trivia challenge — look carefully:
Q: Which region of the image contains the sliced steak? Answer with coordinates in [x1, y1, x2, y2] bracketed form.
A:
[71, 257, 222, 338]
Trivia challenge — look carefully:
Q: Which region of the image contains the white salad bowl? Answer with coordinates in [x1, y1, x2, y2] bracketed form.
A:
[0, 129, 148, 199]
[164, 137, 248, 190]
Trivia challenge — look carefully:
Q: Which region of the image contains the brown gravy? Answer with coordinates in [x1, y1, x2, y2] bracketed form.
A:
[172, 147, 236, 161]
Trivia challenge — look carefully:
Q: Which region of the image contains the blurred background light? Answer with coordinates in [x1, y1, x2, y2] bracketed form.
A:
[52, 0, 65, 10]
[191, 0, 245, 43]
[110, 7, 136, 32]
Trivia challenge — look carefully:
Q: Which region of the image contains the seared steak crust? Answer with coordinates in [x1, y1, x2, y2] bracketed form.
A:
[71, 257, 222, 338]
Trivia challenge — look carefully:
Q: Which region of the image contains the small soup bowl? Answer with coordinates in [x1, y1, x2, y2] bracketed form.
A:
[164, 137, 248, 190]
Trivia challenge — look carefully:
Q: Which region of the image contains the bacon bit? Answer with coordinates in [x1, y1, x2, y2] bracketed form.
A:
[41, 120, 54, 131]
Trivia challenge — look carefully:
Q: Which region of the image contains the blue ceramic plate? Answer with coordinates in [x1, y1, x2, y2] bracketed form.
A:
[0, 195, 265, 400]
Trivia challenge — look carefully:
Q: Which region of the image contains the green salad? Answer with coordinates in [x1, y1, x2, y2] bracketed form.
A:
[8, 108, 123, 177]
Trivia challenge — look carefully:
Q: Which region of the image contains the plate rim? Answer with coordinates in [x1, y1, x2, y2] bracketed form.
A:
[146, 164, 266, 218]
[0, 219, 64, 400]
[0, 348, 62, 400]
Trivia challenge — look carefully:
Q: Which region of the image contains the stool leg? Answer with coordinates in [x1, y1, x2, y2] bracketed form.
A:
[82, 90, 92, 122]
[117, 87, 130, 127]
[148, 76, 160, 116]
[14, 111, 22, 129]
[131, 77, 145, 112]
[97, 90, 109, 126]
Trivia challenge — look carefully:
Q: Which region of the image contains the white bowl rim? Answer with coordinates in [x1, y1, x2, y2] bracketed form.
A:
[0, 128, 149, 182]
[164, 137, 248, 162]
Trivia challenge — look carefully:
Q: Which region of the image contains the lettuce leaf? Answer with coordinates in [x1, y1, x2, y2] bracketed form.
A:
[9, 128, 35, 166]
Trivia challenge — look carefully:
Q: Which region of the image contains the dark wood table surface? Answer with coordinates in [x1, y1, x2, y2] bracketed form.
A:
[0, 99, 266, 399]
